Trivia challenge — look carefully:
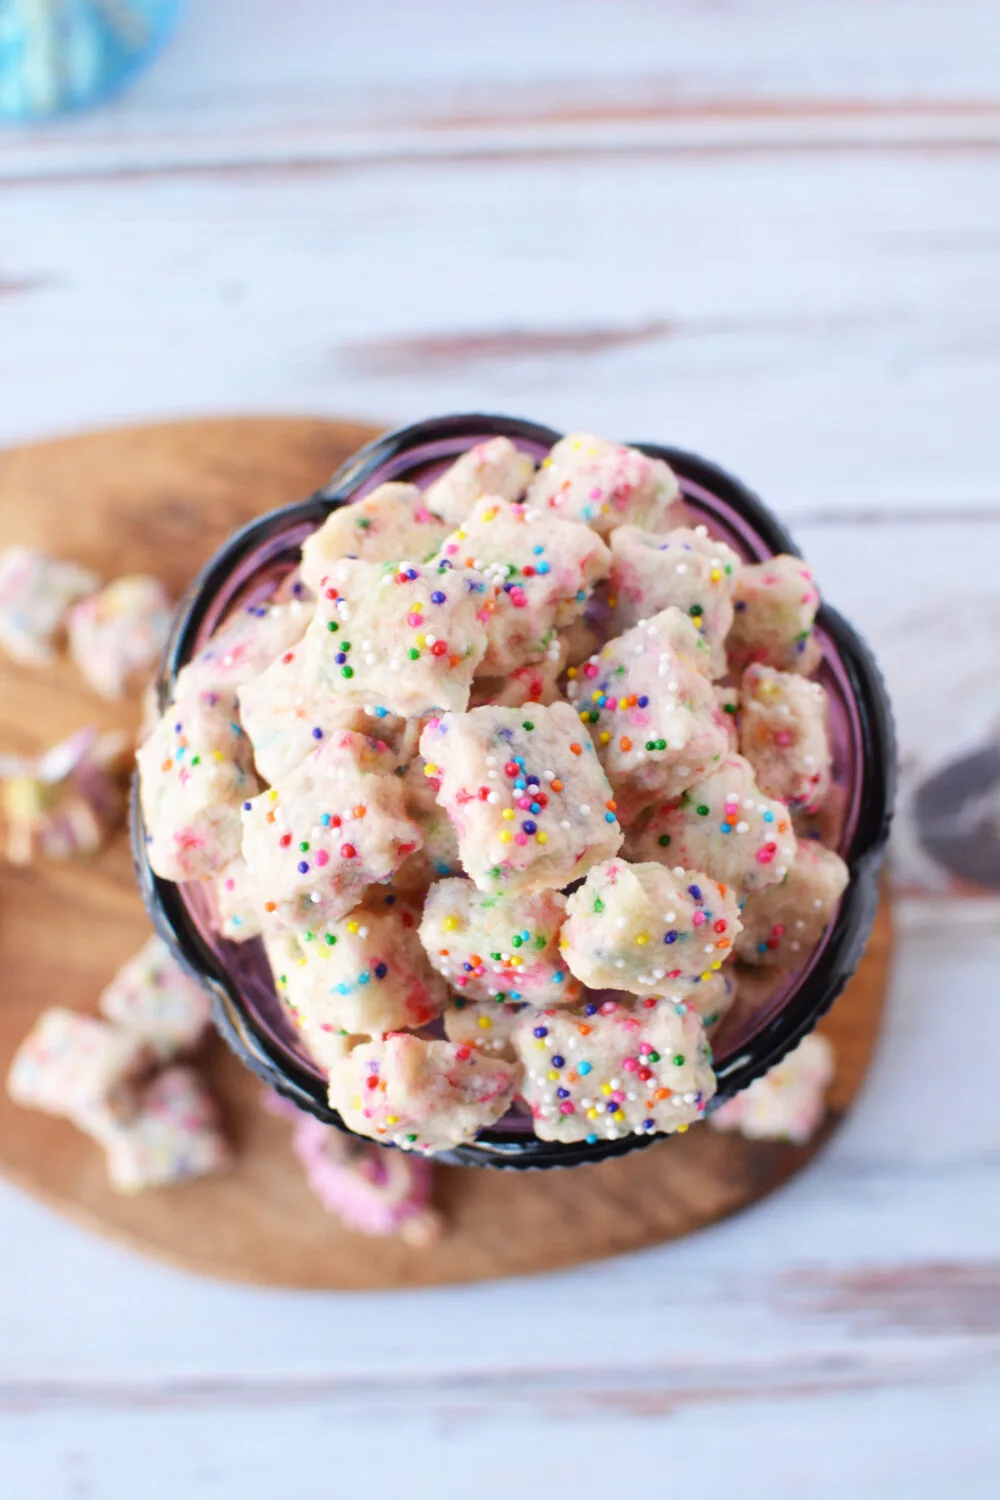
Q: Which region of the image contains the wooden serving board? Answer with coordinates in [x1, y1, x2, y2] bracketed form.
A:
[0, 418, 892, 1289]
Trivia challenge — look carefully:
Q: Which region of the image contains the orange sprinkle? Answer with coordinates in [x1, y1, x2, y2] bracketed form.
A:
[606, 798, 617, 811]
[264, 901, 277, 913]
[551, 778, 564, 792]
[654, 1087, 672, 1102]
[578, 1023, 593, 1037]
[450, 653, 462, 667]
[619, 736, 632, 751]
[161, 759, 172, 772]
[569, 743, 582, 756]
[265, 811, 276, 823]
[353, 804, 367, 819]
[716, 938, 731, 950]
[438, 948, 449, 956]
[778, 819, 789, 832]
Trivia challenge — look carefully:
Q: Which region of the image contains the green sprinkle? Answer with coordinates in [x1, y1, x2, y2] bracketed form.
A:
[512, 935, 523, 948]
[593, 898, 605, 914]
[341, 665, 354, 678]
[724, 702, 737, 715]
[522, 721, 534, 731]
[324, 934, 337, 947]
[299, 841, 310, 851]
[303, 930, 313, 941]
[697, 805, 710, 817]
[689, 603, 703, 617]
[190, 755, 201, 766]
[658, 834, 671, 848]
[490, 951, 502, 961]
[326, 621, 339, 633]
[408, 648, 420, 660]
[673, 1054, 685, 1067]
[655, 739, 667, 751]
[341, 641, 351, 652]
[648, 1050, 660, 1063]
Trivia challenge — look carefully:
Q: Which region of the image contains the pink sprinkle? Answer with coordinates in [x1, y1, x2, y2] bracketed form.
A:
[583, 663, 599, 679]
[445, 543, 458, 556]
[224, 879, 235, 891]
[514, 832, 528, 846]
[314, 849, 330, 868]
[776, 731, 793, 747]
[559, 1101, 576, 1115]
[692, 910, 706, 927]
[589, 486, 603, 500]
[756, 847, 775, 864]
[407, 611, 422, 627]
[612, 1090, 626, 1104]
[622, 1057, 638, 1073]
[517, 796, 532, 810]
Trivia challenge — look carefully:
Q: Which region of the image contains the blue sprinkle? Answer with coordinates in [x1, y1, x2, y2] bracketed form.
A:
[763, 810, 775, 823]
[431, 591, 446, 604]
[578, 1060, 593, 1075]
[556, 1087, 570, 1099]
[586, 1134, 598, 1144]
[509, 990, 522, 1001]
[537, 561, 551, 575]
[375, 706, 388, 718]
[604, 812, 615, 823]
[320, 814, 331, 827]
[664, 930, 678, 944]
[358, 973, 370, 986]
[584, 1002, 598, 1016]
[688, 884, 703, 901]
[312, 727, 324, 739]
[637, 695, 649, 708]
[374, 963, 388, 979]
[242, 801, 252, 811]
[606, 1101, 617, 1113]
[551, 1054, 565, 1068]
[529, 802, 541, 814]
[297, 861, 309, 874]
[643, 1118, 655, 1130]
[720, 823, 732, 835]
[522, 819, 537, 834]
[532, 544, 544, 555]
[533, 1026, 548, 1039]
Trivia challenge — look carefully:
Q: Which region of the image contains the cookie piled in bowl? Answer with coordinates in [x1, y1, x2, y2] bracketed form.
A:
[138, 432, 848, 1155]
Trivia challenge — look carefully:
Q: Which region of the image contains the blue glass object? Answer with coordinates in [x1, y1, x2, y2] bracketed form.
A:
[0, 0, 182, 120]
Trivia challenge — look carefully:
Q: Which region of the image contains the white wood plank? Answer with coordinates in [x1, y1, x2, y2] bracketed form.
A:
[1, 151, 998, 518]
[2, 0, 999, 180]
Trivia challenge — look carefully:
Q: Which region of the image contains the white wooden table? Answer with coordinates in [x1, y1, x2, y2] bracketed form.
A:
[2, 5, 999, 1496]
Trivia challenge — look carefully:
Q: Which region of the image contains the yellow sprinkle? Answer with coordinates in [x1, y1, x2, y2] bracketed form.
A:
[591, 690, 601, 702]
[587, 1107, 599, 1120]
[509, 955, 522, 967]
[536, 831, 548, 844]
[502, 808, 515, 821]
[676, 1124, 689, 1134]
[478, 1016, 492, 1030]
[601, 1083, 612, 1096]
[268, 789, 279, 802]
[567, 667, 578, 679]
[350, 1095, 362, 1110]
[613, 1110, 626, 1123]
[579, 711, 589, 722]
[634, 932, 649, 946]
[710, 568, 722, 583]
[711, 960, 722, 971]
[599, 731, 611, 744]
[416, 633, 427, 647]
[547, 1070, 559, 1081]
[347, 920, 360, 934]
[212, 751, 224, 762]
[443, 915, 459, 931]
[455, 528, 466, 539]
[607, 596, 617, 608]
[498, 830, 512, 844]
[423, 763, 438, 776]
[317, 946, 331, 961]
[385, 1115, 399, 1126]
[700, 971, 712, 982]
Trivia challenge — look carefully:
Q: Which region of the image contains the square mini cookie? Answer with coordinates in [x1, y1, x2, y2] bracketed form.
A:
[567, 606, 728, 822]
[98, 935, 211, 1059]
[727, 554, 821, 673]
[560, 858, 741, 994]
[175, 598, 314, 697]
[241, 730, 421, 930]
[512, 995, 716, 1144]
[436, 497, 609, 673]
[609, 525, 741, 677]
[266, 894, 448, 1044]
[137, 686, 260, 881]
[527, 433, 680, 537]
[623, 753, 797, 895]
[734, 840, 849, 966]
[7, 1008, 151, 1120]
[300, 483, 452, 589]
[425, 437, 535, 525]
[420, 701, 622, 895]
[298, 557, 492, 717]
[420, 878, 581, 1006]
[709, 1032, 833, 1144]
[328, 1033, 520, 1153]
[740, 664, 832, 811]
[67, 574, 173, 699]
[0, 546, 100, 666]
[92, 1066, 232, 1193]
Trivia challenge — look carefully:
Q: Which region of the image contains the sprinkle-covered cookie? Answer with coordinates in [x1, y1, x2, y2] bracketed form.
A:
[425, 437, 535, 525]
[90, 1066, 231, 1193]
[511, 995, 716, 1143]
[242, 730, 421, 931]
[561, 858, 741, 994]
[528, 433, 680, 537]
[566, 606, 727, 822]
[0, 546, 100, 666]
[727, 554, 820, 673]
[7, 1008, 151, 1121]
[420, 702, 622, 895]
[420, 878, 580, 1006]
[266, 895, 447, 1045]
[709, 1032, 833, 1143]
[300, 483, 452, 589]
[328, 1033, 520, 1152]
[1, 726, 127, 865]
[740, 664, 832, 811]
[137, 687, 260, 881]
[298, 557, 492, 717]
[98, 935, 211, 1059]
[623, 753, 797, 895]
[436, 496, 609, 673]
[67, 574, 173, 699]
[609, 525, 741, 676]
[175, 598, 313, 697]
[734, 839, 849, 966]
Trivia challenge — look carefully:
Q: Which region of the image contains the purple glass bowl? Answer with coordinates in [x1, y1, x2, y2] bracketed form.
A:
[132, 413, 896, 1169]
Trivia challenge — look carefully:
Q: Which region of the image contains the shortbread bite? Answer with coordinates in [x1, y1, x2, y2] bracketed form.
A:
[298, 557, 491, 717]
[0, 546, 100, 666]
[623, 754, 796, 895]
[609, 526, 741, 676]
[709, 1032, 834, 1144]
[420, 878, 580, 1006]
[420, 702, 621, 895]
[300, 483, 452, 589]
[242, 731, 421, 930]
[7, 1008, 150, 1120]
[98, 936, 211, 1058]
[512, 996, 715, 1144]
[67, 574, 173, 699]
[437, 497, 609, 673]
[528, 433, 680, 538]
[137, 687, 260, 881]
[91, 1066, 231, 1193]
[567, 607, 727, 822]
[425, 437, 535, 525]
[213, 856, 263, 942]
[266, 897, 447, 1044]
[727, 554, 820, 673]
[238, 649, 407, 784]
[1, 726, 127, 865]
[329, 1033, 520, 1152]
[740, 664, 832, 811]
[443, 996, 527, 1059]
[734, 840, 849, 966]
[175, 599, 313, 696]
[561, 859, 741, 994]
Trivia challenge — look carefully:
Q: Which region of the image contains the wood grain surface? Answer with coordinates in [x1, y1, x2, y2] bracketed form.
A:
[0, 416, 891, 1289]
